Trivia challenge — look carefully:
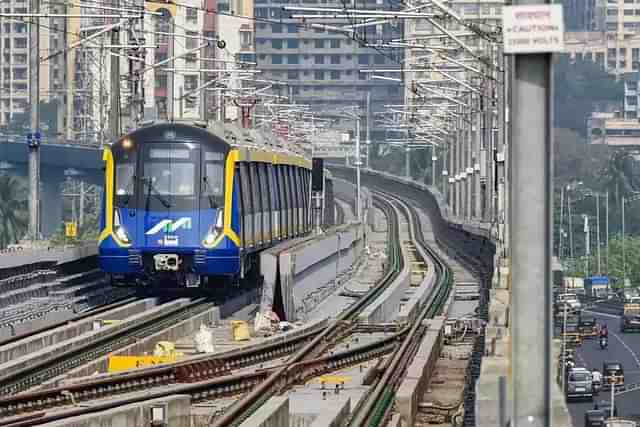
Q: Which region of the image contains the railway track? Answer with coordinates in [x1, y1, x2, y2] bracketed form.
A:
[0, 298, 215, 397]
[0, 193, 402, 425]
[0, 190, 458, 427]
[346, 191, 453, 426]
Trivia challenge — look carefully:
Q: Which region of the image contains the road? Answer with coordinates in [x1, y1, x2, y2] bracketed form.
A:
[567, 310, 640, 425]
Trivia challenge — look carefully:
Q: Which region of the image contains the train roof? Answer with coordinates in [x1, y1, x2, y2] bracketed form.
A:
[113, 120, 311, 169]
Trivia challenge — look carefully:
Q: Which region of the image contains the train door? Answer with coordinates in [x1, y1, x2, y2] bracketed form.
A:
[258, 163, 272, 245]
[238, 164, 253, 249]
[267, 164, 279, 241]
[286, 166, 296, 236]
[249, 163, 262, 246]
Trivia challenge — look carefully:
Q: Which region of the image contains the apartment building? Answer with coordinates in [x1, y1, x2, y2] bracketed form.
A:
[404, 0, 503, 111]
[253, 0, 404, 141]
[564, 0, 640, 75]
[0, 0, 51, 128]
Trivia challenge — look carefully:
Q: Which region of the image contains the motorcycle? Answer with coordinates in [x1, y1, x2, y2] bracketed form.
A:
[600, 336, 608, 349]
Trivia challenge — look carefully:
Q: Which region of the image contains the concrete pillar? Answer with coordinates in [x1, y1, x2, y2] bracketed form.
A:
[41, 166, 65, 237]
[475, 96, 482, 221]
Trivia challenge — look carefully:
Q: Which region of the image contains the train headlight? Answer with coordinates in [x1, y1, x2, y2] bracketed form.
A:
[203, 210, 223, 247]
[113, 210, 131, 244]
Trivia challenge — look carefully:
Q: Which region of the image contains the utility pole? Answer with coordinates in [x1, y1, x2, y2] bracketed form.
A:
[559, 186, 564, 259]
[431, 146, 436, 188]
[28, 0, 41, 240]
[365, 91, 371, 170]
[109, 27, 121, 140]
[509, 0, 555, 424]
[355, 114, 362, 222]
[605, 191, 609, 276]
[622, 196, 626, 284]
[596, 193, 601, 275]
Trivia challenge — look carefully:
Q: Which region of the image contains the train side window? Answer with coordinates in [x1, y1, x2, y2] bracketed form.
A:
[249, 163, 261, 213]
[250, 163, 262, 244]
[277, 165, 288, 236]
[235, 166, 244, 246]
[239, 163, 252, 247]
[283, 165, 292, 234]
[302, 169, 309, 231]
[260, 163, 270, 213]
[259, 163, 271, 242]
[295, 168, 303, 233]
[287, 166, 296, 234]
[267, 164, 278, 238]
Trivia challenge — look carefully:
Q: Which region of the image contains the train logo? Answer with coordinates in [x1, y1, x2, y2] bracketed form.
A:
[146, 218, 192, 235]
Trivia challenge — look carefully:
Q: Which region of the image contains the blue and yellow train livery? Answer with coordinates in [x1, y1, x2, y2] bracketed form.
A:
[98, 121, 312, 287]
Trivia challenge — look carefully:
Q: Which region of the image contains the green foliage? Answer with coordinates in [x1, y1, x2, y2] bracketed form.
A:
[565, 236, 640, 288]
[48, 211, 100, 247]
[0, 175, 28, 249]
[554, 55, 623, 134]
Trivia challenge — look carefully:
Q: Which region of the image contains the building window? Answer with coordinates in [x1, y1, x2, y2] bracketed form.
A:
[272, 54, 283, 64]
[272, 23, 283, 33]
[330, 39, 340, 48]
[288, 70, 299, 79]
[186, 7, 198, 23]
[155, 74, 167, 89]
[627, 96, 637, 106]
[255, 7, 267, 17]
[184, 75, 198, 91]
[287, 39, 299, 48]
[240, 31, 253, 48]
[358, 54, 369, 64]
[374, 54, 385, 64]
[314, 28, 323, 33]
[330, 54, 340, 64]
[315, 71, 325, 80]
[330, 71, 340, 80]
[358, 72, 366, 80]
[315, 39, 324, 48]
[287, 54, 299, 64]
[14, 38, 26, 48]
[272, 39, 283, 49]
[624, 8, 634, 15]
[314, 54, 324, 64]
[185, 31, 199, 50]
[258, 23, 267, 30]
[287, 24, 298, 33]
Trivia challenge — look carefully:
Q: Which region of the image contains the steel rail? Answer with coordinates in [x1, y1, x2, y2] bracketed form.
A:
[347, 192, 453, 427]
[0, 299, 214, 396]
[210, 195, 404, 427]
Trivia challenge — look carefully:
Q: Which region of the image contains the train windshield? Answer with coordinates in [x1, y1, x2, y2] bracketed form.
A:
[201, 151, 225, 209]
[114, 149, 136, 208]
[142, 143, 199, 210]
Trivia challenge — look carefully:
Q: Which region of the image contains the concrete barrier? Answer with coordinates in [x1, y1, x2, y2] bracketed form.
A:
[0, 299, 191, 382]
[259, 180, 371, 322]
[395, 318, 444, 426]
[41, 394, 191, 427]
[46, 305, 220, 384]
[0, 298, 156, 364]
[0, 243, 98, 270]
[239, 396, 289, 427]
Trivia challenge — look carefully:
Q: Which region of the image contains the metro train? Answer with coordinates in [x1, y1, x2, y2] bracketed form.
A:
[98, 121, 313, 287]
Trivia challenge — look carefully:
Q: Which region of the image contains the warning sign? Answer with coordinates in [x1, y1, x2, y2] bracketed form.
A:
[65, 222, 77, 238]
[502, 5, 564, 54]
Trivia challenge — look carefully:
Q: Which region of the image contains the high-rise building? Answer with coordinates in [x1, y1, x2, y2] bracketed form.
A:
[0, 0, 51, 128]
[562, 0, 605, 31]
[253, 0, 403, 141]
[564, 0, 640, 75]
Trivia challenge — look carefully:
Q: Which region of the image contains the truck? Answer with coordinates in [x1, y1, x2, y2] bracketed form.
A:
[620, 302, 640, 333]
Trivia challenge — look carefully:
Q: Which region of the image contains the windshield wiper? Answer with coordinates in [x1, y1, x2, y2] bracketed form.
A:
[143, 178, 172, 209]
[202, 177, 219, 209]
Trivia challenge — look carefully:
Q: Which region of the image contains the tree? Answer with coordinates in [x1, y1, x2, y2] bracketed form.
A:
[0, 176, 28, 249]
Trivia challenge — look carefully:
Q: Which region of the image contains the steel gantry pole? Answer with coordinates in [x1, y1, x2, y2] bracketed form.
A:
[356, 115, 362, 222]
[596, 193, 601, 275]
[28, 0, 41, 239]
[510, 2, 555, 425]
